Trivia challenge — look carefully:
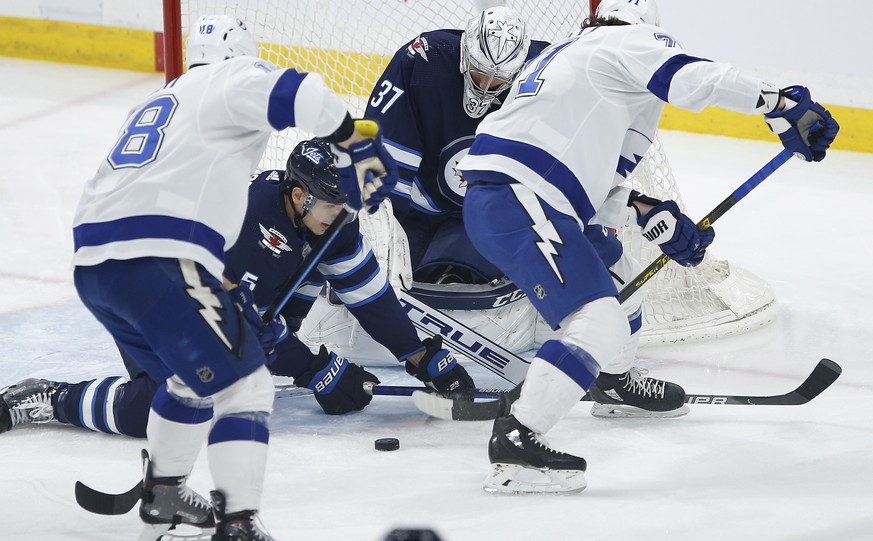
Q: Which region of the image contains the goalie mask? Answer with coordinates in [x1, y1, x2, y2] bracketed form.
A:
[595, 0, 661, 26]
[186, 15, 259, 69]
[284, 139, 348, 225]
[460, 6, 530, 118]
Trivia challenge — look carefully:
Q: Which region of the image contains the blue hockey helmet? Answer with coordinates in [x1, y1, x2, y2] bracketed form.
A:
[284, 139, 348, 209]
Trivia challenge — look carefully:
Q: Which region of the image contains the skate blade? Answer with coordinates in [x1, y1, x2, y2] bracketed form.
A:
[139, 523, 215, 541]
[590, 402, 690, 419]
[483, 464, 587, 495]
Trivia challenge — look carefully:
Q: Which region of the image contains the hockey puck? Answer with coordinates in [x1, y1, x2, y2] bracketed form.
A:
[375, 437, 400, 451]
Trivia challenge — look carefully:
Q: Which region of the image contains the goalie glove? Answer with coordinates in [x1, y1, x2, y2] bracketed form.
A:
[295, 345, 380, 415]
[764, 85, 840, 162]
[634, 197, 714, 267]
[331, 119, 399, 214]
[227, 285, 288, 363]
[405, 335, 475, 395]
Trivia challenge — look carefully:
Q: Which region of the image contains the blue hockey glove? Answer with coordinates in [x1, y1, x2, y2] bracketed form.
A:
[405, 335, 475, 395]
[638, 200, 714, 267]
[227, 285, 288, 363]
[331, 119, 399, 214]
[764, 85, 839, 162]
[294, 346, 380, 415]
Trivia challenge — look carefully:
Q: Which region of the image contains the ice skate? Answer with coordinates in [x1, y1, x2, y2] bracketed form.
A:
[484, 414, 587, 495]
[211, 490, 275, 541]
[589, 367, 689, 418]
[138, 450, 214, 541]
[0, 378, 59, 433]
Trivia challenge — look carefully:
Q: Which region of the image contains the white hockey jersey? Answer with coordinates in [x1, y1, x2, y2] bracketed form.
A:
[458, 24, 777, 228]
[72, 56, 349, 280]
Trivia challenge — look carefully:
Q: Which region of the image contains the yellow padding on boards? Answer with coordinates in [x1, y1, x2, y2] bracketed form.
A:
[661, 103, 872, 154]
[0, 16, 155, 72]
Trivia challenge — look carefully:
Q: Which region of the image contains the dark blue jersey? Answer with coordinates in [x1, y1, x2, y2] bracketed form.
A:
[365, 29, 549, 217]
[223, 171, 424, 378]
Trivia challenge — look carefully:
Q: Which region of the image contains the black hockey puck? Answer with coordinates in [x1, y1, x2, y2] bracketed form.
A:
[375, 437, 400, 451]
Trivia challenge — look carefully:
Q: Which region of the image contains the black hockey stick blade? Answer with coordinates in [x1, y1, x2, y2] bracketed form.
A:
[412, 384, 521, 421]
[413, 358, 842, 421]
[75, 480, 142, 515]
[684, 358, 842, 406]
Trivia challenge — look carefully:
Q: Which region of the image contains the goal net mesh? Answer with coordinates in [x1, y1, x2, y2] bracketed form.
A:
[174, 0, 776, 343]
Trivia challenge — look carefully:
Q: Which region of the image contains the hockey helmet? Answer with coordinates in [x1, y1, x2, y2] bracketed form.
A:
[186, 15, 259, 69]
[595, 0, 661, 26]
[459, 6, 530, 118]
[284, 139, 348, 212]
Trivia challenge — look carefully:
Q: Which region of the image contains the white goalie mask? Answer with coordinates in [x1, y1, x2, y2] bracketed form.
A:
[459, 6, 530, 118]
[186, 15, 259, 69]
[595, 0, 661, 26]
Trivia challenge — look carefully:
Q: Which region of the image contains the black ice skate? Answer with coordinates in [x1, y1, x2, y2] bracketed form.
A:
[484, 414, 587, 495]
[0, 378, 59, 433]
[138, 450, 215, 540]
[211, 490, 275, 541]
[588, 367, 689, 418]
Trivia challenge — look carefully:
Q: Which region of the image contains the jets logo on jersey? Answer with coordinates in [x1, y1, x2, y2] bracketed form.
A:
[258, 224, 292, 256]
[407, 35, 429, 61]
[301, 146, 325, 164]
[439, 136, 476, 205]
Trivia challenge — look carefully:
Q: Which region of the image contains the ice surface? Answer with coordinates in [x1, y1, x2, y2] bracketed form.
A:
[1, 57, 871, 540]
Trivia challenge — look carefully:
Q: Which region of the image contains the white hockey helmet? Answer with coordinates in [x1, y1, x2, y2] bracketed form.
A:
[459, 6, 531, 118]
[595, 0, 661, 26]
[185, 15, 259, 69]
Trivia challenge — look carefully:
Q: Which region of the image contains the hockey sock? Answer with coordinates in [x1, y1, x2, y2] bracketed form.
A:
[511, 341, 596, 435]
[146, 382, 214, 478]
[54, 377, 126, 435]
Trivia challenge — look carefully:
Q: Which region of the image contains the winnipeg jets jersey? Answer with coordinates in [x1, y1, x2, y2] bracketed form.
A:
[458, 24, 776, 227]
[223, 171, 423, 371]
[364, 30, 548, 217]
[72, 56, 349, 280]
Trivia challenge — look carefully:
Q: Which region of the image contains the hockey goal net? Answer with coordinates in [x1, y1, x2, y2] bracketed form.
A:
[163, 0, 776, 344]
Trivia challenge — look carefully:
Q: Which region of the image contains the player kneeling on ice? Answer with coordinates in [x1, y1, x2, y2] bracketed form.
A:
[455, 0, 839, 494]
[2, 140, 474, 443]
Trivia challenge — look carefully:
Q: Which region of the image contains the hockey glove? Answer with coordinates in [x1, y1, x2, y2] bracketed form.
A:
[331, 119, 399, 214]
[295, 345, 380, 415]
[405, 335, 475, 395]
[638, 200, 714, 267]
[764, 85, 839, 162]
[227, 285, 288, 363]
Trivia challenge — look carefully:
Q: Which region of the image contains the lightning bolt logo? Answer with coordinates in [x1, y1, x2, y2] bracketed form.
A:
[534, 221, 564, 284]
[179, 260, 232, 349]
[509, 184, 565, 285]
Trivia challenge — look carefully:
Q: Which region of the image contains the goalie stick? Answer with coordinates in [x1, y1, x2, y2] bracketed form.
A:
[618, 148, 793, 302]
[411, 358, 842, 421]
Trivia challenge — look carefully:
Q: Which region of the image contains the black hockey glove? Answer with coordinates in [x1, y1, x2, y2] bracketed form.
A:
[405, 335, 475, 395]
[295, 345, 380, 415]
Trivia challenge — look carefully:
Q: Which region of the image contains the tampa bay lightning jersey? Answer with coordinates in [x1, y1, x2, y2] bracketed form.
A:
[459, 24, 777, 228]
[72, 56, 349, 281]
[223, 171, 423, 373]
[364, 30, 549, 217]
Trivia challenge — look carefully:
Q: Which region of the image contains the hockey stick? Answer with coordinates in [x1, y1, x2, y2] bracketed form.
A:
[262, 206, 357, 321]
[274, 382, 511, 400]
[75, 479, 142, 515]
[618, 148, 794, 303]
[411, 358, 842, 421]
